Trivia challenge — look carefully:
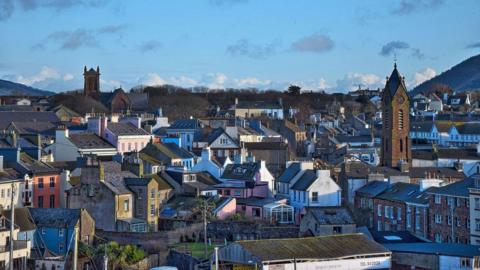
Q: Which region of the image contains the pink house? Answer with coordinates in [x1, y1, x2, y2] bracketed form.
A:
[213, 197, 237, 220]
[88, 116, 152, 154]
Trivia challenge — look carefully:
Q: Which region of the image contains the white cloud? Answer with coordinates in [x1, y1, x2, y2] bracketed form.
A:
[139, 73, 167, 86]
[232, 77, 272, 88]
[412, 67, 436, 87]
[63, 73, 74, 81]
[333, 72, 383, 92]
[200, 73, 228, 89]
[14, 66, 61, 85]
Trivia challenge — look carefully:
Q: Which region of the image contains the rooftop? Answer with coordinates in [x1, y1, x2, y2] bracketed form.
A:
[107, 122, 150, 136]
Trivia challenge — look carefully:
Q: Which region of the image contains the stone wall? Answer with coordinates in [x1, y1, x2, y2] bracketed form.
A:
[207, 221, 299, 242]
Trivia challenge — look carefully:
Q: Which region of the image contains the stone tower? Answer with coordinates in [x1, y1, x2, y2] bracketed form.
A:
[381, 63, 411, 169]
[83, 66, 100, 97]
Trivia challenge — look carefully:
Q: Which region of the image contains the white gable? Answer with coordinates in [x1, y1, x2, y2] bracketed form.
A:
[210, 133, 239, 149]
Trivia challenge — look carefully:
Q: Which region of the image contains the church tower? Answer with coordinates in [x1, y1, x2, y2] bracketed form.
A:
[83, 66, 100, 97]
[381, 63, 411, 169]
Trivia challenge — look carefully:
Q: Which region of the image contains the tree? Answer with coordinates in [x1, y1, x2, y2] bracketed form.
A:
[194, 198, 216, 259]
[287, 85, 301, 96]
[96, 241, 146, 270]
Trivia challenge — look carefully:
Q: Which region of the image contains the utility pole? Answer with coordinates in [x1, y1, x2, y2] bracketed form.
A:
[104, 245, 108, 270]
[73, 225, 78, 270]
[203, 204, 208, 259]
[9, 182, 15, 270]
[214, 247, 219, 270]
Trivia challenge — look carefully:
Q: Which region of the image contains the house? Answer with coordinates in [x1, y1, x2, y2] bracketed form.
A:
[48, 126, 117, 162]
[385, 242, 480, 270]
[218, 156, 275, 199]
[218, 234, 391, 270]
[124, 177, 162, 232]
[193, 127, 239, 159]
[140, 141, 196, 172]
[0, 161, 23, 210]
[29, 208, 95, 256]
[427, 178, 473, 244]
[67, 159, 147, 232]
[275, 161, 313, 198]
[192, 147, 229, 179]
[468, 176, 480, 245]
[234, 98, 284, 119]
[290, 170, 341, 221]
[235, 197, 293, 223]
[0, 214, 31, 269]
[164, 119, 202, 151]
[299, 207, 356, 237]
[244, 141, 289, 177]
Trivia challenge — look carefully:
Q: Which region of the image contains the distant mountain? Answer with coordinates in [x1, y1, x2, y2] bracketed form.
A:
[0, 79, 54, 96]
[413, 54, 480, 94]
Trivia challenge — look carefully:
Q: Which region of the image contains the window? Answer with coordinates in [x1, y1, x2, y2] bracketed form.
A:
[435, 214, 442, 224]
[398, 109, 404, 130]
[377, 204, 382, 217]
[6, 189, 10, 198]
[303, 192, 306, 202]
[49, 177, 55, 188]
[399, 139, 403, 152]
[124, 199, 129, 212]
[150, 189, 155, 198]
[456, 217, 461, 227]
[457, 198, 462, 207]
[397, 207, 402, 220]
[476, 219, 480, 231]
[377, 220, 382, 231]
[252, 208, 261, 217]
[49, 195, 55, 208]
[312, 192, 318, 202]
[461, 258, 471, 268]
[234, 190, 242, 197]
[59, 243, 64, 252]
[435, 195, 441, 204]
[406, 207, 411, 228]
[59, 228, 64, 237]
[225, 190, 231, 196]
[128, 143, 131, 151]
[38, 196, 44, 208]
[467, 218, 470, 229]
[475, 198, 480, 210]
[41, 228, 45, 235]
[150, 203, 155, 217]
[447, 197, 454, 206]
[0, 189, 3, 198]
[333, 226, 342, 234]
[434, 233, 442, 243]
[447, 215, 452, 225]
[384, 206, 388, 218]
[38, 178, 44, 189]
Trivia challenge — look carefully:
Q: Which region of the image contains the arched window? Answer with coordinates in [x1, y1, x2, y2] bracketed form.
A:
[400, 139, 403, 152]
[398, 109, 404, 130]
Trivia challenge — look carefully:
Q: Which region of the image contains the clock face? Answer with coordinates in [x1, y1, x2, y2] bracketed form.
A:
[397, 95, 405, 104]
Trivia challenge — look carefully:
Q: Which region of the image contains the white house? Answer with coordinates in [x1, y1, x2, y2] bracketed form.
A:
[290, 170, 341, 218]
[192, 147, 231, 179]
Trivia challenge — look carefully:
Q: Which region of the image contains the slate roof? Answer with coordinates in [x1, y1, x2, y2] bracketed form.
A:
[69, 133, 116, 149]
[235, 234, 390, 262]
[384, 243, 480, 257]
[102, 161, 136, 195]
[376, 182, 421, 203]
[28, 208, 81, 228]
[456, 123, 480, 135]
[124, 177, 151, 187]
[107, 122, 150, 136]
[384, 65, 407, 98]
[335, 135, 372, 144]
[306, 207, 355, 225]
[244, 141, 287, 150]
[277, 163, 301, 183]
[370, 231, 425, 244]
[427, 177, 475, 198]
[291, 170, 317, 191]
[168, 119, 201, 130]
[19, 152, 59, 174]
[356, 181, 390, 198]
[221, 162, 260, 181]
[235, 197, 277, 207]
[0, 112, 59, 128]
[410, 122, 434, 133]
[2, 208, 36, 232]
[413, 148, 480, 160]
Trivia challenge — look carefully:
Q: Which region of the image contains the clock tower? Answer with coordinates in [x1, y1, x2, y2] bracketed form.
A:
[381, 63, 411, 169]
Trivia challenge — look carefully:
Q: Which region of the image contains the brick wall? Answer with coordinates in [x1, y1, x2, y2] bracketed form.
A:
[428, 194, 470, 244]
[373, 198, 406, 232]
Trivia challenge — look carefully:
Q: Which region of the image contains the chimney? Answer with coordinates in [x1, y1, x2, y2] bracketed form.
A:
[99, 162, 105, 182]
[201, 147, 212, 161]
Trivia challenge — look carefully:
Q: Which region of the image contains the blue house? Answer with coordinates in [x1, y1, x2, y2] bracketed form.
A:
[28, 208, 95, 256]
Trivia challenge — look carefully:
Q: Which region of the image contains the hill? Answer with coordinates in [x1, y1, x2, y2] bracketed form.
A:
[0, 79, 54, 96]
[413, 54, 480, 94]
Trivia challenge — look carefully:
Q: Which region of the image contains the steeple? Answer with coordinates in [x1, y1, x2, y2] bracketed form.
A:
[83, 66, 101, 98]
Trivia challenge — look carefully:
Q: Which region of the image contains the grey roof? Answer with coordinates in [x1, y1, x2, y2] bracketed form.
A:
[384, 65, 408, 98]
[306, 207, 355, 225]
[0, 112, 59, 128]
[107, 122, 150, 136]
[456, 123, 480, 135]
[124, 177, 151, 187]
[384, 243, 480, 258]
[370, 231, 426, 244]
[410, 122, 434, 133]
[168, 119, 201, 130]
[376, 182, 421, 203]
[291, 170, 317, 191]
[69, 133, 116, 149]
[356, 181, 390, 198]
[277, 163, 301, 183]
[427, 177, 475, 198]
[335, 135, 372, 144]
[245, 141, 288, 150]
[413, 148, 480, 160]
[28, 208, 81, 228]
[234, 234, 390, 262]
[236, 197, 277, 207]
[221, 162, 260, 181]
[102, 161, 136, 195]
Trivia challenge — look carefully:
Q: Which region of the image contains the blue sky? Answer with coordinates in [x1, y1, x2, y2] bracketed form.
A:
[0, 0, 479, 93]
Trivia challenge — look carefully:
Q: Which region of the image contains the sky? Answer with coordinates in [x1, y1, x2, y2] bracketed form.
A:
[0, 0, 479, 93]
